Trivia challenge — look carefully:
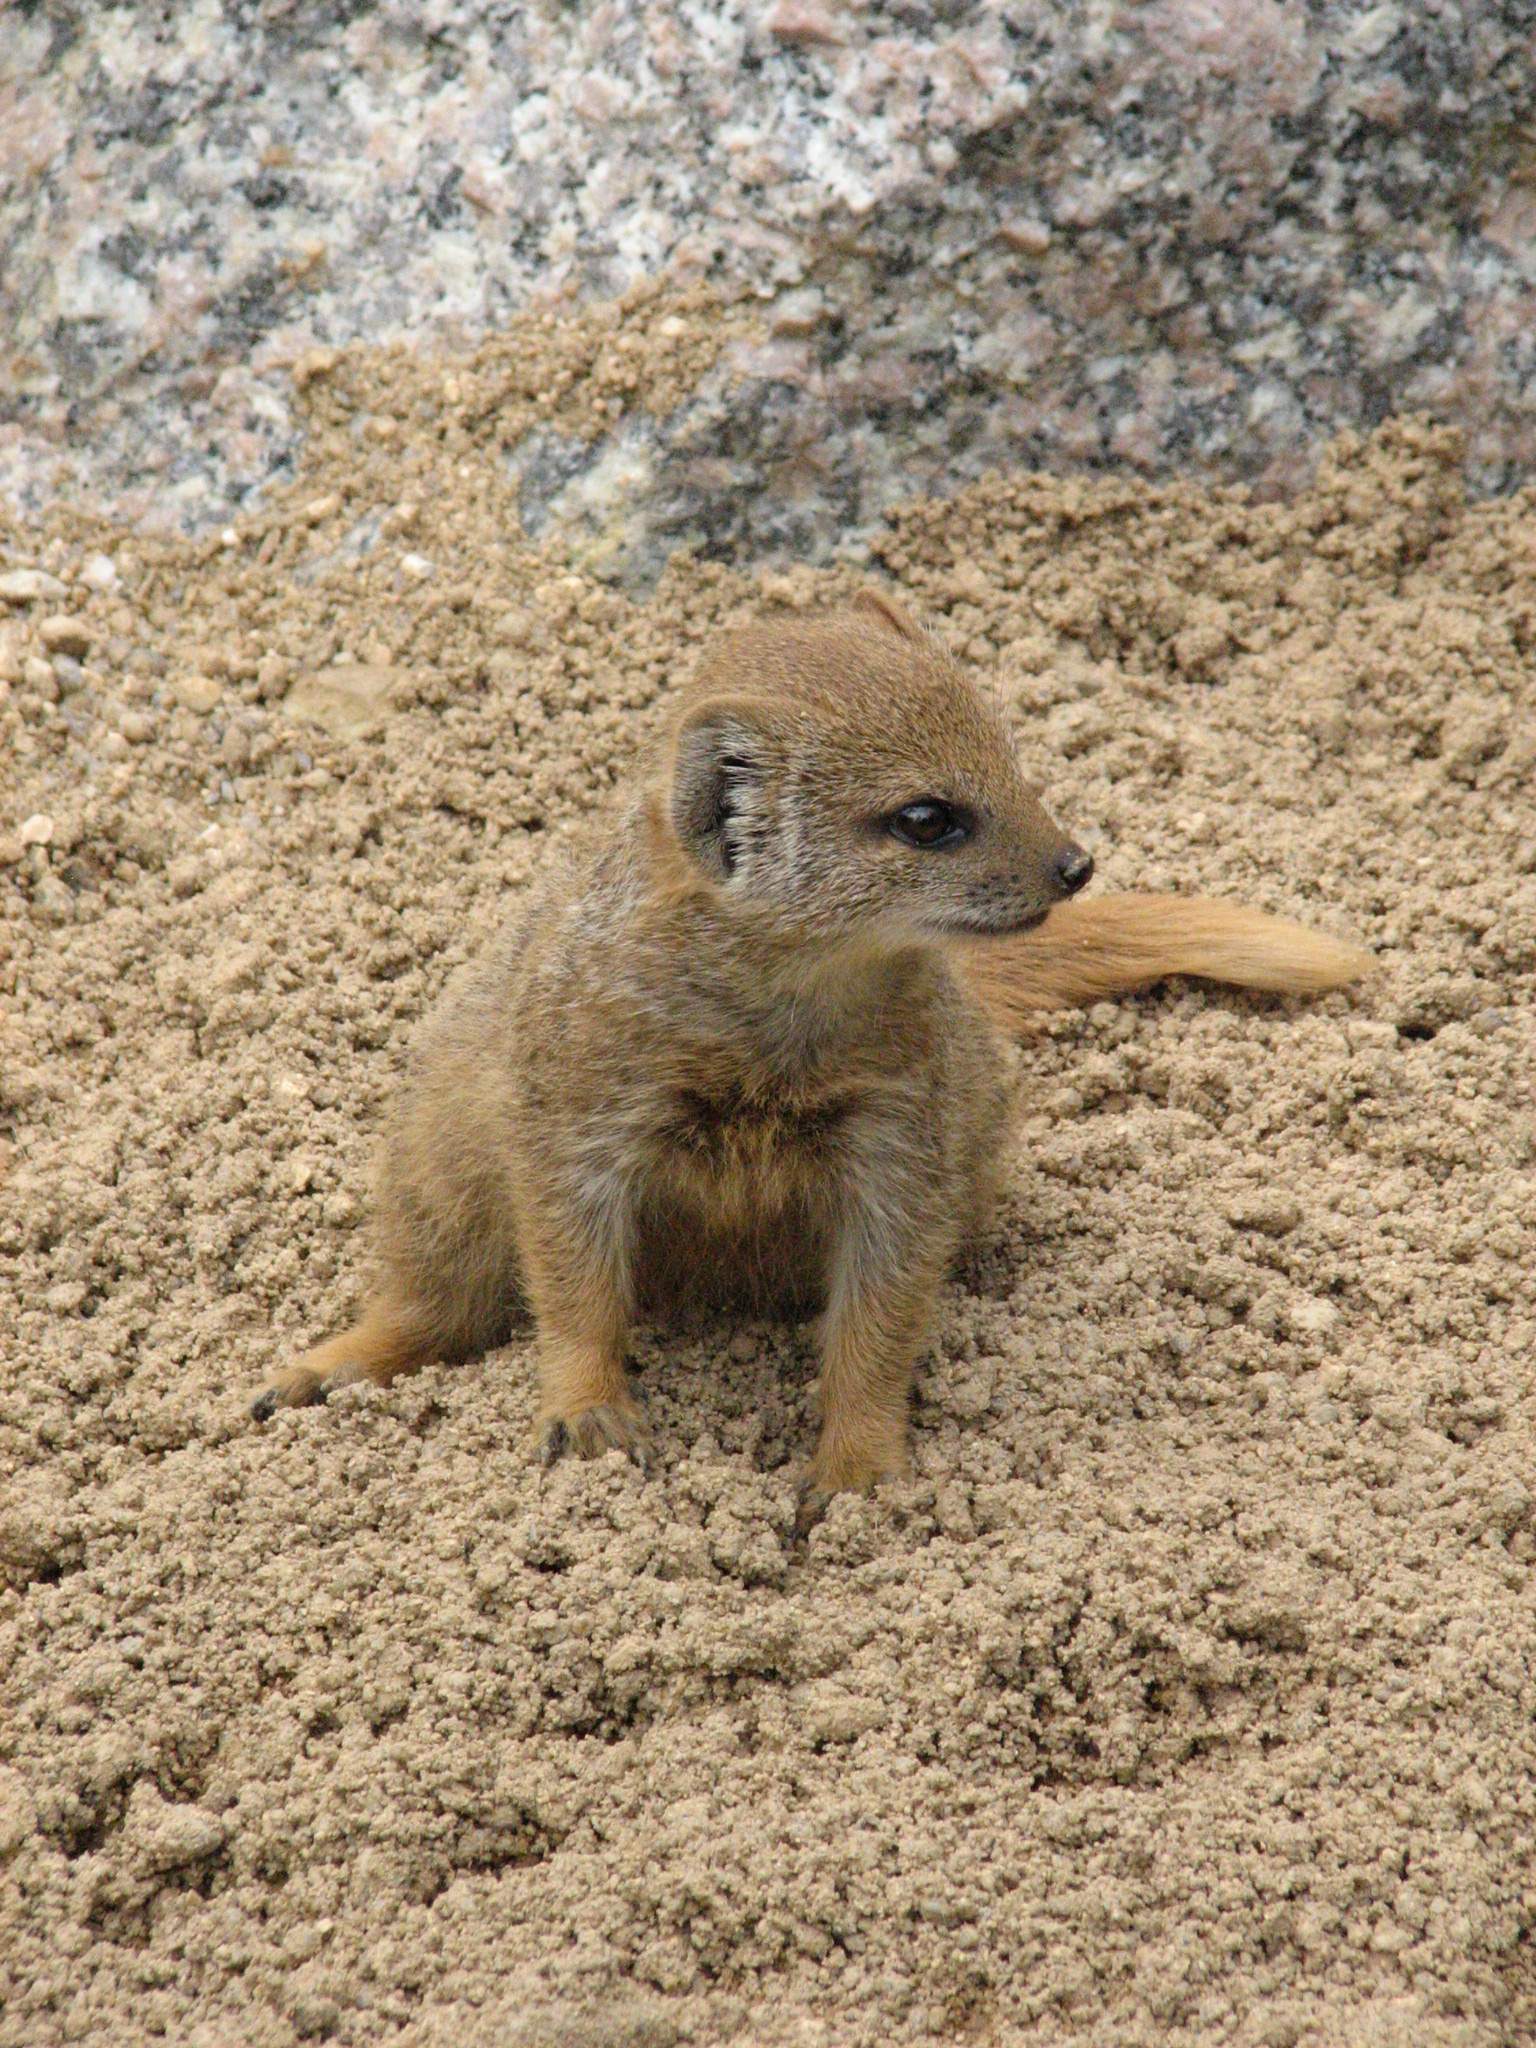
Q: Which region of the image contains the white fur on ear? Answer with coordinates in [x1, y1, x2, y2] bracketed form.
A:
[670, 697, 767, 881]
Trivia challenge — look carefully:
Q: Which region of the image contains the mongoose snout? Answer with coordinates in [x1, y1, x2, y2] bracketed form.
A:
[1055, 844, 1094, 895]
[253, 585, 1370, 1527]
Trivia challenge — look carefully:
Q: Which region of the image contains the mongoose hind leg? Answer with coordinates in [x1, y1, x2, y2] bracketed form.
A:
[254, 974, 533, 1424]
[251, 1302, 427, 1420]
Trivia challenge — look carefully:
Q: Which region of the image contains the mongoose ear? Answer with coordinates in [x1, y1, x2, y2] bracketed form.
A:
[851, 585, 926, 641]
[670, 697, 769, 881]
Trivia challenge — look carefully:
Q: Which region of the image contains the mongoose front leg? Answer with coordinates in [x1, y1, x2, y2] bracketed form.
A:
[520, 1193, 650, 1469]
[252, 1301, 427, 1419]
[797, 1130, 954, 1533]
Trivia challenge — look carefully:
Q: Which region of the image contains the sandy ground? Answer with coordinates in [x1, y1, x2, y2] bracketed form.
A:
[1, 314, 1534, 2046]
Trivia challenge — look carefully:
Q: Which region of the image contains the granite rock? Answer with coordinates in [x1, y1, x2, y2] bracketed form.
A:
[2, 3, 1534, 564]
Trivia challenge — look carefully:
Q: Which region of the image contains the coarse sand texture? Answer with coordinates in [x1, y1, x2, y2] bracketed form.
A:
[1, 313, 1533, 2047]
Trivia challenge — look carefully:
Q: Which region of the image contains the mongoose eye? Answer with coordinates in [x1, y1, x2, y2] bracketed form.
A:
[886, 799, 973, 851]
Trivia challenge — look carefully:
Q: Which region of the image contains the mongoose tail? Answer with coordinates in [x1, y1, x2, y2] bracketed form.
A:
[951, 893, 1373, 1032]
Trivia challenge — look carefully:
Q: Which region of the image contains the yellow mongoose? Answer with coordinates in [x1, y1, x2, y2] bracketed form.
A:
[254, 591, 1369, 1523]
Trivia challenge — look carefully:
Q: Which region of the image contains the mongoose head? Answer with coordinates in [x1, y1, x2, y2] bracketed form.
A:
[668, 589, 1092, 939]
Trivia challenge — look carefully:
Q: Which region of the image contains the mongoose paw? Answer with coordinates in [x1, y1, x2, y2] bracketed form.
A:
[539, 1402, 652, 1471]
[795, 1431, 909, 1535]
[251, 1366, 328, 1420]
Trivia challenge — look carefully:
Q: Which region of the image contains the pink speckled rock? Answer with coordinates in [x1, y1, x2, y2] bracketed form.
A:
[1, 3, 1533, 571]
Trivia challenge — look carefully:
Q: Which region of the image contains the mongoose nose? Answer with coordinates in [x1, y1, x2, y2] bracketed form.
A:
[1056, 845, 1094, 896]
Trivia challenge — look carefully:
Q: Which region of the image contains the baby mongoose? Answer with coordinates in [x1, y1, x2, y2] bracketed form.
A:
[254, 590, 1369, 1522]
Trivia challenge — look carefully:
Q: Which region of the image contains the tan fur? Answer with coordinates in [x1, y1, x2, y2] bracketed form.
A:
[253, 598, 1369, 1524]
[952, 895, 1374, 1033]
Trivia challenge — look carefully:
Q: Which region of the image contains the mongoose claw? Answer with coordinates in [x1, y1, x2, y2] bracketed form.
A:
[538, 1402, 652, 1470]
[794, 1480, 833, 1539]
[250, 1367, 328, 1421]
[539, 1418, 570, 1468]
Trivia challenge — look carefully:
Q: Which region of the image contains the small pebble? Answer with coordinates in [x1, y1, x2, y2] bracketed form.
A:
[255, 655, 291, 701]
[492, 606, 536, 647]
[31, 872, 74, 922]
[19, 813, 54, 847]
[0, 568, 66, 604]
[1471, 1008, 1510, 1037]
[766, 2, 842, 48]
[998, 217, 1052, 255]
[174, 673, 223, 715]
[39, 614, 93, 658]
[769, 287, 827, 339]
[291, 345, 337, 389]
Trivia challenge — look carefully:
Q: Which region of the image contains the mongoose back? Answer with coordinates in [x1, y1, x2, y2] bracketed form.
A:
[254, 590, 1370, 1523]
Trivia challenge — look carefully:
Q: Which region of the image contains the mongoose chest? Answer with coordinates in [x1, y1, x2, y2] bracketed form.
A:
[659, 1081, 859, 1231]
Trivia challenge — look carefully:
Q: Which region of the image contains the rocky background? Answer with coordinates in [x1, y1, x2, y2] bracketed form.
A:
[4, 1, 1536, 577]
